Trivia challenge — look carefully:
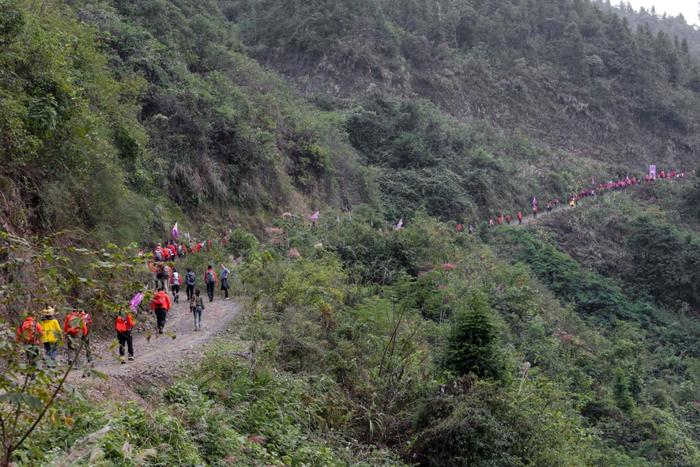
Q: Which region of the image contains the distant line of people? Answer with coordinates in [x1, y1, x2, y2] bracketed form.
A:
[484, 170, 686, 228]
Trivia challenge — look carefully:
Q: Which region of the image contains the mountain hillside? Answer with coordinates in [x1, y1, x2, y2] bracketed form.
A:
[0, 0, 699, 466]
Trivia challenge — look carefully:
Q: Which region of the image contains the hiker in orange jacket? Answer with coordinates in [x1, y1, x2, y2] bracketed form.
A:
[517, 211, 523, 224]
[17, 315, 43, 368]
[115, 309, 135, 363]
[150, 288, 172, 334]
[64, 310, 92, 367]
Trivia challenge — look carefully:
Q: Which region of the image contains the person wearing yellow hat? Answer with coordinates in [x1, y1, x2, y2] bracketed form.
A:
[40, 307, 62, 367]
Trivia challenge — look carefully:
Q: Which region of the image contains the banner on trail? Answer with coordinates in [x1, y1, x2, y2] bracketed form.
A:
[395, 218, 403, 230]
[129, 292, 144, 312]
[649, 165, 657, 179]
[310, 211, 320, 222]
[172, 222, 179, 240]
[532, 197, 538, 209]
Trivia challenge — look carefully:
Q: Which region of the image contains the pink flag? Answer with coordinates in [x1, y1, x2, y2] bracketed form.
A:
[532, 197, 538, 208]
[310, 211, 320, 222]
[129, 292, 144, 312]
[171, 222, 179, 240]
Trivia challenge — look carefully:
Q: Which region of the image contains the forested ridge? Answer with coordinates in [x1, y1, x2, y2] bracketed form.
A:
[1, 0, 699, 465]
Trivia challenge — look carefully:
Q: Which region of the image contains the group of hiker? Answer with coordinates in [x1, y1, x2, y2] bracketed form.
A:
[16, 308, 93, 369]
[485, 169, 686, 228]
[150, 239, 213, 261]
[15, 235, 235, 368]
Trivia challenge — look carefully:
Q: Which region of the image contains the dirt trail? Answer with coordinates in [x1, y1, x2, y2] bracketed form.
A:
[74, 296, 242, 381]
[520, 204, 568, 225]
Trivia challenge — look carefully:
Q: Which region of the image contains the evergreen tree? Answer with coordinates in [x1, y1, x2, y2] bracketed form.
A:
[443, 291, 506, 381]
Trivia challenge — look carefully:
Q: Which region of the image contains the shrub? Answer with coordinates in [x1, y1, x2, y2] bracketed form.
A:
[443, 291, 507, 381]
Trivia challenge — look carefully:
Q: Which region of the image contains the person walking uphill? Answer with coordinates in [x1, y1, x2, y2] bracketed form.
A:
[185, 268, 196, 301]
[16, 315, 42, 369]
[205, 265, 217, 302]
[40, 307, 62, 367]
[171, 268, 182, 303]
[115, 309, 135, 363]
[150, 287, 172, 334]
[190, 289, 205, 331]
[64, 310, 92, 367]
[220, 264, 230, 300]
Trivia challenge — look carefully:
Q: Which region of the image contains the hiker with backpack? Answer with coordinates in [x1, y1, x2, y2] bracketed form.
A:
[150, 287, 172, 334]
[154, 243, 164, 262]
[204, 265, 217, 302]
[190, 289, 205, 331]
[162, 264, 171, 292]
[185, 268, 196, 301]
[16, 315, 43, 369]
[155, 264, 165, 290]
[220, 264, 230, 300]
[115, 309, 135, 363]
[171, 267, 182, 303]
[64, 310, 92, 367]
[40, 307, 62, 367]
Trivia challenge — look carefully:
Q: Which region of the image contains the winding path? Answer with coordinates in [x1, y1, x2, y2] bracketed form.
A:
[71, 297, 242, 381]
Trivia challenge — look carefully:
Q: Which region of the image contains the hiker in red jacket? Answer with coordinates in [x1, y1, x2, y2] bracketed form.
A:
[150, 287, 172, 334]
[64, 310, 92, 367]
[115, 309, 135, 363]
[505, 214, 512, 224]
[517, 211, 523, 224]
[168, 243, 177, 258]
[16, 315, 43, 369]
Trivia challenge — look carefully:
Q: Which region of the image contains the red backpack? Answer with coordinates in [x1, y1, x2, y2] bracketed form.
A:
[16, 317, 42, 344]
[115, 313, 134, 332]
[152, 292, 169, 310]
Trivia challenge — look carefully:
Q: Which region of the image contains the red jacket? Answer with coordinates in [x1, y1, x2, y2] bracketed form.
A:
[115, 313, 135, 333]
[64, 311, 91, 337]
[150, 290, 172, 311]
[16, 317, 42, 344]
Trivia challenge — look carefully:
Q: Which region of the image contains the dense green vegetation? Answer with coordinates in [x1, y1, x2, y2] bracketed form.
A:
[9, 196, 700, 464]
[1, 0, 699, 465]
[4, 0, 700, 238]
